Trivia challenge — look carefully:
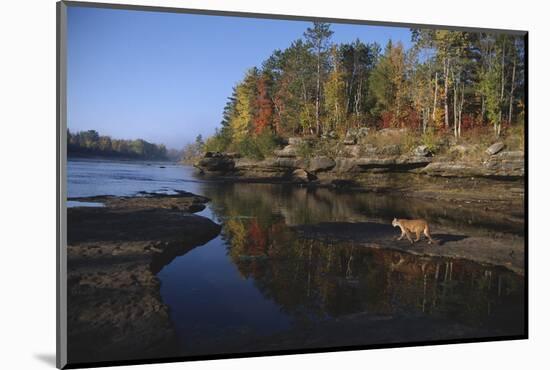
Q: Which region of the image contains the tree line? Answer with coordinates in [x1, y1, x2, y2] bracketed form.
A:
[67, 129, 169, 160]
[205, 23, 525, 156]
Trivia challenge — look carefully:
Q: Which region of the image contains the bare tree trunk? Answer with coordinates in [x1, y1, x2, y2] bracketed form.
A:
[432, 71, 438, 122]
[271, 98, 283, 134]
[453, 83, 458, 138]
[355, 78, 362, 118]
[444, 58, 450, 129]
[498, 41, 506, 132]
[301, 78, 311, 135]
[508, 58, 517, 124]
[452, 68, 457, 138]
[458, 83, 464, 138]
[315, 45, 321, 136]
[347, 57, 356, 115]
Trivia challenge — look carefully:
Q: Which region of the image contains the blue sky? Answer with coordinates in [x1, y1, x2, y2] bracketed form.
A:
[67, 6, 412, 149]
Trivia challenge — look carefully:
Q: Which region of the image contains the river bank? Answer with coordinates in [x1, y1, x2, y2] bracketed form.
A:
[194, 134, 525, 209]
[193, 138, 525, 274]
[66, 191, 221, 363]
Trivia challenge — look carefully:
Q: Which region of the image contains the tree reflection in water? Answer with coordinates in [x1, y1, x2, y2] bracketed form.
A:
[159, 182, 524, 355]
[204, 183, 524, 335]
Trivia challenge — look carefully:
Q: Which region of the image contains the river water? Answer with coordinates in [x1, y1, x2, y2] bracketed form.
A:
[67, 158, 525, 355]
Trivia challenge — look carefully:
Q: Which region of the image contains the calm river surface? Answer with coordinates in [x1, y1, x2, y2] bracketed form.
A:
[68, 158, 525, 355]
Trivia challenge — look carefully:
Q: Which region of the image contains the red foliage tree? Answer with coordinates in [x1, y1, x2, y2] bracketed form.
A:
[253, 75, 274, 134]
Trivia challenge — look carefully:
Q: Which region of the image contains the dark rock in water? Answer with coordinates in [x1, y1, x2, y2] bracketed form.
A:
[308, 156, 336, 173]
[486, 142, 505, 155]
[159, 166, 166, 168]
[67, 192, 221, 363]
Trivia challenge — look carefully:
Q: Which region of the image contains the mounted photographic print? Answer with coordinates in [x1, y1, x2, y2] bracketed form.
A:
[57, 1, 527, 368]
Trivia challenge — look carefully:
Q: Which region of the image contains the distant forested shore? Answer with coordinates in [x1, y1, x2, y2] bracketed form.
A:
[67, 130, 177, 161]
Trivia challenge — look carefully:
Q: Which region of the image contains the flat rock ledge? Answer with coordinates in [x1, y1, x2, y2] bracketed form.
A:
[194, 149, 523, 183]
[67, 192, 221, 363]
[293, 221, 524, 275]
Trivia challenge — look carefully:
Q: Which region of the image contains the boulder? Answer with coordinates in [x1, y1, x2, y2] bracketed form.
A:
[334, 158, 359, 173]
[274, 145, 298, 158]
[291, 169, 316, 183]
[288, 137, 304, 145]
[308, 156, 336, 173]
[378, 144, 401, 156]
[274, 157, 305, 169]
[486, 142, 505, 156]
[343, 135, 357, 145]
[195, 155, 235, 172]
[339, 145, 364, 158]
[343, 132, 356, 145]
[413, 145, 433, 157]
[357, 127, 370, 138]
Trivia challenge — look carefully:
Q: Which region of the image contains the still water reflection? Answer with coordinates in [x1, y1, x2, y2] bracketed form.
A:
[158, 182, 524, 354]
[67, 160, 524, 354]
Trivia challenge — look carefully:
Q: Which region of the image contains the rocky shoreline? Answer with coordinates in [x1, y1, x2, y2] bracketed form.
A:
[194, 136, 525, 274]
[194, 137, 524, 205]
[67, 191, 221, 363]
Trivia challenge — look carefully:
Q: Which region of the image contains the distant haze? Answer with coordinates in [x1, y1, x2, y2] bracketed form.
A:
[67, 6, 411, 149]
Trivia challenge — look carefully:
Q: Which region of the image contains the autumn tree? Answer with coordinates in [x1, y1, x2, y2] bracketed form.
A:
[253, 73, 274, 134]
[369, 40, 408, 127]
[324, 46, 347, 135]
[231, 68, 259, 143]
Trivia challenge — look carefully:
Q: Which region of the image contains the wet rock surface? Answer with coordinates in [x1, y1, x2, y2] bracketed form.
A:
[67, 192, 221, 363]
